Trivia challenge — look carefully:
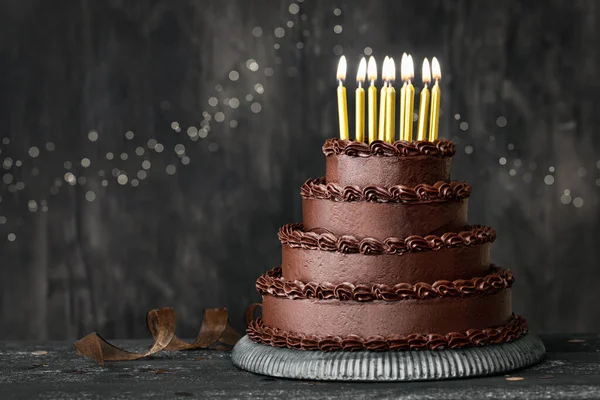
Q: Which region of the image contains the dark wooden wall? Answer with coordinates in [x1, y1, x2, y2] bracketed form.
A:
[0, 0, 599, 340]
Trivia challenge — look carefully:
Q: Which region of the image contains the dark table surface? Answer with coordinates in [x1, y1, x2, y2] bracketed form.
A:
[1, 334, 599, 399]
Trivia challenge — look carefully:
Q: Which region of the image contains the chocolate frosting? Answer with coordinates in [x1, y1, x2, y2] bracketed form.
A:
[257, 266, 513, 301]
[326, 154, 453, 188]
[250, 137, 520, 353]
[322, 139, 455, 158]
[261, 290, 512, 337]
[282, 243, 491, 284]
[247, 314, 527, 351]
[324, 139, 455, 187]
[301, 178, 471, 204]
[278, 223, 496, 255]
[303, 198, 468, 239]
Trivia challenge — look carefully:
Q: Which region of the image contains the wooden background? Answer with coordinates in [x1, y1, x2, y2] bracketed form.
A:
[0, 0, 599, 340]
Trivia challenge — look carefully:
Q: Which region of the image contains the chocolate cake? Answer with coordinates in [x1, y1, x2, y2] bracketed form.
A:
[246, 138, 528, 352]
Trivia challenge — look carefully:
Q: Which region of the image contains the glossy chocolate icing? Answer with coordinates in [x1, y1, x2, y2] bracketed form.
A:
[247, 314, 527, 351]
[326, 154, 452, 187]
[257, 266, 513, 301]
[249, 138, 523, 351]
[322, 138, 455, 158]
[262, 290, 512, 337]
[282, 242, 491, 284]
[279, 223, 496, 255]
[323, 140, 454, 187]
[303, 198, 468, 239]
[302, 178, 471, 203]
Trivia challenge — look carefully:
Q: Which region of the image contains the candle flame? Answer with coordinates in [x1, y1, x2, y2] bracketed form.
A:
[357, 57, 367, 83]
[386, 58, 396, 83]
[432, 57, 441, 81]
[422, 58, 431, 84]
[367, 56, 377, 82]
[407, 55, 414, 80]
[400, 53, 408, 81]
[337, 55, 347, 81]
[382, 56, 389, 81]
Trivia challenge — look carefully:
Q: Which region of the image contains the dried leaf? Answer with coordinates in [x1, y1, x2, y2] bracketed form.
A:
[31, 350, 48, 356]
[245, 303, 262, 326]
[74, 307, 241, 365]
[506, 376, 524, 381]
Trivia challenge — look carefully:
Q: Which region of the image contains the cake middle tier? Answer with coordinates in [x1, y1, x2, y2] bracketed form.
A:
[279, 223, 496, 284]
[301, 179, 471, 239]
[302, 200, 467, 241]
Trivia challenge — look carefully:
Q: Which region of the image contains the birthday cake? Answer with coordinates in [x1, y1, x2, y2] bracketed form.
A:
[246, 138, 528, 351]
[244, 54, 529, 353]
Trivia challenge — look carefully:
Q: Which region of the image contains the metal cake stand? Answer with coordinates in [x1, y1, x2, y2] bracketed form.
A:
[232, 334, 545, 381]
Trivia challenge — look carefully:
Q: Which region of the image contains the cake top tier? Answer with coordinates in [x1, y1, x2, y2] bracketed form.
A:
[323, 139, 456, 187]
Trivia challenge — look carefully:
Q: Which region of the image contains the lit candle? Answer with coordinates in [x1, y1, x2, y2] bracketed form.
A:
[337, 56, 349, 140]
[403, 55, 415, 142]
[385, 58, 396, 143]
[367, 57, 378, 143]
[429, 57, 441, 141]
[416, 58, 431, 141]
[355, 57, 366, 142]
[399, 53, 408, 141]
[377, 56, 389, 141]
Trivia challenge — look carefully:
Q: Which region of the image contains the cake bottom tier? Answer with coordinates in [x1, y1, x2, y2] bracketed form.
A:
[263, 289, 512, 336]
[247, 314, 527, 352]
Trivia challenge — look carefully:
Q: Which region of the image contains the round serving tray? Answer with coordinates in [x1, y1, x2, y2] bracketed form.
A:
[231, 334, 545, 381]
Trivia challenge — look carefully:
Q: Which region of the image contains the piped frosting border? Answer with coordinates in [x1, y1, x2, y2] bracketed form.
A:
[323, 138, 455, 158]
[278, 223, 496, 255]
[256, 266, 513, 301]
[301, 178, 471, 203]
[247, 314, 528, 351]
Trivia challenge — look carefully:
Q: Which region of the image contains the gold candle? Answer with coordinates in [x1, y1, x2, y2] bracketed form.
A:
[377, 56, 389, 141]
[355, 57, 366, 142]
[367, 57, 378, 143]
[417, 58, 431, 141]
[403, 55, 415, 142]
[429, 57, 441, 141]
[385, 58, 396, 143]
[399, 53, 408, 142]
[336, 56, 349, 140]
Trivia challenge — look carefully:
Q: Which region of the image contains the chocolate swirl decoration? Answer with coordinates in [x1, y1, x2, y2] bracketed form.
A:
[247, 314, 528, 352]
[256, 266, 513, 301]
[301, 178, 471, 204]
[278, 223, 496, 255]
[322, 138, 455, 158]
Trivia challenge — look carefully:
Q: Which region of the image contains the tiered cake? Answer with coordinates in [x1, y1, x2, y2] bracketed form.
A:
[246, 138, 528, 352]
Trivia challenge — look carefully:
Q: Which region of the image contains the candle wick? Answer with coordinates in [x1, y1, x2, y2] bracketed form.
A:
[339, 79, 344, 87]
[358, 81, 362, 89]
